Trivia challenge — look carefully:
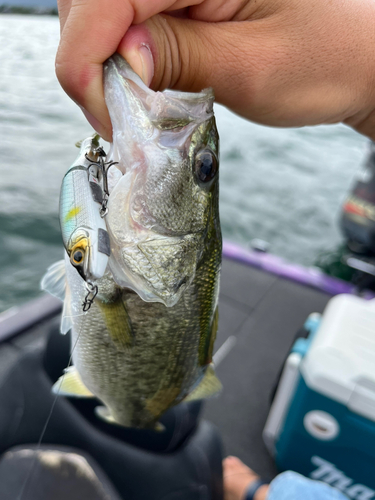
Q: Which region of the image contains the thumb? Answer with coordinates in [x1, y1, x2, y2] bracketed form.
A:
[118, 14, 275, 123]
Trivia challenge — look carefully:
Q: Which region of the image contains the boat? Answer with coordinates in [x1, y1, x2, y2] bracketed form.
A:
[0, 239, 360, 500]
[339, 141, 375, 290]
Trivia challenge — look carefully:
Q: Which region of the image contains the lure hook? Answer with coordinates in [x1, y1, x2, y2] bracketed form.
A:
[82, 281, 98, 312]
[84, 146, 119, 218]
[99, 160, 119, 217]
[102, 161, 119, 196]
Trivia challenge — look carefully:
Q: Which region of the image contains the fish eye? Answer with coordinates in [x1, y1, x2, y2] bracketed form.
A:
[72, 249, 84, 265]
[195, 149, 218, 184]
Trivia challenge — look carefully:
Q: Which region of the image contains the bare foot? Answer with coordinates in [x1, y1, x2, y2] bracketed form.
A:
[223, 456, 269, 500]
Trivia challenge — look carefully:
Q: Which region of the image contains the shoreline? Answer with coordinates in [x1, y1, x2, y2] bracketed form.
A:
[0, 6, 58, 15]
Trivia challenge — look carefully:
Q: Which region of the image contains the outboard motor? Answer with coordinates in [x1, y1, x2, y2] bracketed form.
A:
[341, 141, 375, 254]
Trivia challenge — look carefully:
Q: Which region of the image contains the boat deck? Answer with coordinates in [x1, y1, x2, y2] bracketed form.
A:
[204, 257, 330, 478]
[0, 255, 332, 480]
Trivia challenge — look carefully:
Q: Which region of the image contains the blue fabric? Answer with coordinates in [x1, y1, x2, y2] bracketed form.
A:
[266, 471, 349, 500]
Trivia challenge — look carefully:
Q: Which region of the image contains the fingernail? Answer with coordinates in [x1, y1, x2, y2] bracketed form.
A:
[125, 44, 154, 86]
[80, 106, 111, 141]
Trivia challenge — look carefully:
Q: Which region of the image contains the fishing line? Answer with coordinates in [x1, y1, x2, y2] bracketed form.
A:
[17, 317, 85, 500]
[212, 311, 252, 368]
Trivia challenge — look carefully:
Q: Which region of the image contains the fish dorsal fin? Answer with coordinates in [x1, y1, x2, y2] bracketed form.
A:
[52, 366, 94, 398]
[41, 259, 73, 335]
[184, 364, 222, 402]
[41, 260, 66, 301]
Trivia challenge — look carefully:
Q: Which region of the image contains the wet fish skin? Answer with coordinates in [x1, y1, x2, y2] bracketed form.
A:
[44, 54, 222, 429]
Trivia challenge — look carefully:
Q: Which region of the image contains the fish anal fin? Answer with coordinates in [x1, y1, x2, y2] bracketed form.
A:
[184, 364, 222, 402]
[52, 366, 94, 398]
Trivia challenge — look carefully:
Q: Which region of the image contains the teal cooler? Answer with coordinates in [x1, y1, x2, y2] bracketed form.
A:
[263, 295, 375, 499]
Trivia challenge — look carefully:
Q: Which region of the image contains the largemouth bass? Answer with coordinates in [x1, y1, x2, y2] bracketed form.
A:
[42, 54, 222, 429]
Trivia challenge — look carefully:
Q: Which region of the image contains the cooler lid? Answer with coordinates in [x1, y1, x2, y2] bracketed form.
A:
[300, 294, 375, 422]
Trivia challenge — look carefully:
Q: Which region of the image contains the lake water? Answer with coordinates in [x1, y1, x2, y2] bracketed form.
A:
[0, 14, 369, 313]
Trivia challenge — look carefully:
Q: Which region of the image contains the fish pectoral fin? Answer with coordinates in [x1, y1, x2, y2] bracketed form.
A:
[184, 364, 222, 402]
[98, 298, 134, 351]
[95, 406, 117, 424]
[41, 260, 66, 301]
[52, 366, 94, 398]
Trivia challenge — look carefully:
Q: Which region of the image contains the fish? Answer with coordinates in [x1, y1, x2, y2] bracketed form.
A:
[42, 54, 222, 430]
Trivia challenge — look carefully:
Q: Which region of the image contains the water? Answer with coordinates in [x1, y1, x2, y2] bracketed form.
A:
[0, 14, 369, 313]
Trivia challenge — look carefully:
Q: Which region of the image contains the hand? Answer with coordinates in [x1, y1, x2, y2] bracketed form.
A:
[56, 0, 375, 142]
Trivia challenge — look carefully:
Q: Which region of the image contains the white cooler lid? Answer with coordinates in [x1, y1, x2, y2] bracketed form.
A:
[301, 294, 375, 422]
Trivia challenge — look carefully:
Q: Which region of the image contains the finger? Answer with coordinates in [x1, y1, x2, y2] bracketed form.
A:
[118, 14, 282, 124]
[165, 8, 190, 19]
[55, 0, 184, 141]
[57, 0, 72, 34]
[163, 0, 203, 12]
[56, 0, 134, 140]
[188, 0, 252, 22]
[118, 9, 375, 133]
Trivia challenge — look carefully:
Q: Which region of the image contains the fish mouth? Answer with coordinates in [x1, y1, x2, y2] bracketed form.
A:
[106, 53, 214, 105]
[108, 233, 203, 307]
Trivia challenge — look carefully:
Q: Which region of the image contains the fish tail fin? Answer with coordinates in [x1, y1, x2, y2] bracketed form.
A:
[95, 406, 166, 432]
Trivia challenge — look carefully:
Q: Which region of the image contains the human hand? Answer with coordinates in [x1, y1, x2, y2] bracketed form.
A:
[56, 0, 375, 142]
